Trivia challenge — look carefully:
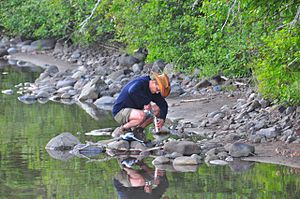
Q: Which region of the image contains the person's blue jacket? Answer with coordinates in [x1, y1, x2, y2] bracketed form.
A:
[112, 76, 168, 119]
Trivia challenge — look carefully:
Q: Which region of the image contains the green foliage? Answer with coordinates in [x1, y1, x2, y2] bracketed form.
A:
[253, 27, 300, 104]
[0, 0, 299, 104]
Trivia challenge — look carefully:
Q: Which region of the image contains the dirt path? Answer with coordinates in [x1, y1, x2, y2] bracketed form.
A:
[11, 52, 77, 72]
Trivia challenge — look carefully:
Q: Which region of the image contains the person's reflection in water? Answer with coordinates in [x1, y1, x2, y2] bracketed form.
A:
[113, 157, 169, 199]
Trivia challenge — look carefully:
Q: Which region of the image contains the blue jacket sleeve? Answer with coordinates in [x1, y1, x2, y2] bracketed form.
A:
[152, 95, 168, 120]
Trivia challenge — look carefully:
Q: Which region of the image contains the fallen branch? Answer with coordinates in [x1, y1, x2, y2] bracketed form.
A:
[221, 0, 237, 31]
[79, 0, 102, 33]
[289, 5, 300, 31]
[180, 98, 209, 103]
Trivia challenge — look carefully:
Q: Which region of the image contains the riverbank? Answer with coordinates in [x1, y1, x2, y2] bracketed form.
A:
[1, 37, 300, 169]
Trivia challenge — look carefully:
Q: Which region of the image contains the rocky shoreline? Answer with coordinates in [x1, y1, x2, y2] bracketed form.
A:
[1, 36, 300, 169]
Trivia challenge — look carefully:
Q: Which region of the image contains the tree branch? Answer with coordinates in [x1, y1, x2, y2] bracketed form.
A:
[221, 0, 237, 32]
[289, 5, 300, 30]
[79, 0, 102, 33]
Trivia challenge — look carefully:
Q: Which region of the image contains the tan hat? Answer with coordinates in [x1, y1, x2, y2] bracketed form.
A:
[153, 73, 171, 98]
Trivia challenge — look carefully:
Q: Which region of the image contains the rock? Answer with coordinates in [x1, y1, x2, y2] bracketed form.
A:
[71, 49, 81, 59]
[78, 76, 104, 100]
[247, 100, 261, 112]
[0, 48, 8, 57]
[169, 83, 184, 97]
[151, 59, 165, 72]
[18, 94, 37, 104]
[285, 135, 296, 144]
[194, 79, 212, 89]
[45, 132, 80, 150]
[256, 126, 280, 139]
[212, 85, 222, 92]
[31, 39, 56, 50]
[163, 63, 175, 75]
[107, 140, 130, 150]
[163, 141, 201, 155]
[229, 142, 255, 157]
[7, 48, 17, 54]
[16, 40, 32, 48]
[164, 152, 183, 159]
[209, 160, 228, 165]
[21, 45, 38, 52]
[94, 96, 115, 110]
[36, 90, 50, 98]
[130, 141, 147, 151]
[173, 156, 201, 165]
[118, 54, 139, 67]
[56, 78, 76, 89]
[1, 89, 13, 95]
[152, 156, 171, 165]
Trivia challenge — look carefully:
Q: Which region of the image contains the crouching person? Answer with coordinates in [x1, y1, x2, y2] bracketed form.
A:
[112, 72, 171, 139]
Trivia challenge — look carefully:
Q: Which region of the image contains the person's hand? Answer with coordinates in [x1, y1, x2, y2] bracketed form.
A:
[144, 104, 151, 111]
[157, 118, 165, 129]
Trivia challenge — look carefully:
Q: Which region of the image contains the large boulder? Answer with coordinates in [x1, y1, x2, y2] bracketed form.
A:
[228, 142, 255, 158]
[163, 141, 201, 155]
[45, 132, 80, 150]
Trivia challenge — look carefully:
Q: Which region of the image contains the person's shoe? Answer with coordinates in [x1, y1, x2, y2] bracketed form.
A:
[132, 127, 147, 142]
[121, 158, 138, 168]
[112, 126, 127, 138]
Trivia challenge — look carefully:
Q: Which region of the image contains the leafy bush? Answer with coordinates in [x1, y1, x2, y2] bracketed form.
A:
[253, 28, 300, 104]
[0, 0, 299, 104]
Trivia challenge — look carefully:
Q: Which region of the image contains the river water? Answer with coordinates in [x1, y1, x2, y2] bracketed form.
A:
[0, 63, 299, 199]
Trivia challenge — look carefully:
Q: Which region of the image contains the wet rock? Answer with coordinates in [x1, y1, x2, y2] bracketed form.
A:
[228, 142, 255, 157]
[45, 132, 80, 150]
[173, 156, 201, 165]
[209, 160, 228, 165]
[163, 141, 201, 155]
[152, 156, 171, 165]
[107, 140, 130, 150]
[56, 78, 76, 89]
[1, 89, 13, 95]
